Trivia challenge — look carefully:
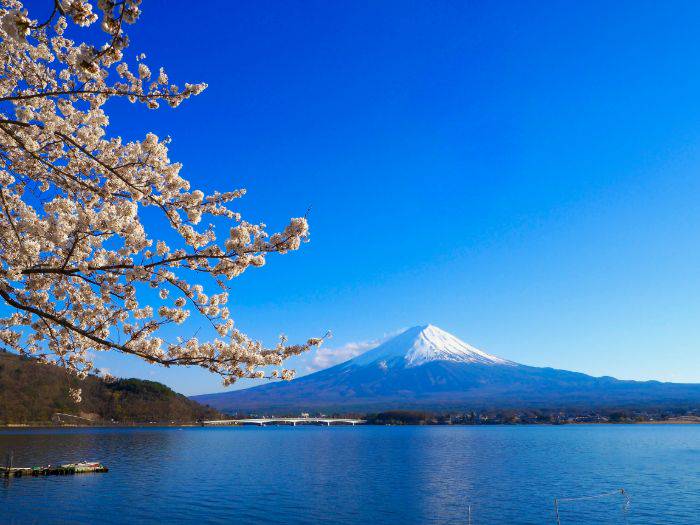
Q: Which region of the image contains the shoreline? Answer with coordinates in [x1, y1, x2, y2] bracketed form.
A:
[0, 422, 203, 429]
[3, 418, 700, 429]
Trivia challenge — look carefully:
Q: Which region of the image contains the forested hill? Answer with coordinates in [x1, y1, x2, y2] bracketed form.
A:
[0, 351, 221, 425]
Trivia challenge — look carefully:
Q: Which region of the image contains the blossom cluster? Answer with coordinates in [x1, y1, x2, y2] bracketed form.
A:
[0, 1, 324, 386]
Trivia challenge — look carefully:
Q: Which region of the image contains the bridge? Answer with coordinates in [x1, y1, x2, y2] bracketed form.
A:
[201, 417, 365, 426]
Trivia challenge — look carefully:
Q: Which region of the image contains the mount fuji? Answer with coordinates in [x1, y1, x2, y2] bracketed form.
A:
[193, 325, 700, 413]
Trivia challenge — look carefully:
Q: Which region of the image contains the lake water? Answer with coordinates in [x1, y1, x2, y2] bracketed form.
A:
[1, 424, 698, 524]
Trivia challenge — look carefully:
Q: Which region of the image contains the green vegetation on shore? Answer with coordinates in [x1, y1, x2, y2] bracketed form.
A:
[0, 351, 221, 425]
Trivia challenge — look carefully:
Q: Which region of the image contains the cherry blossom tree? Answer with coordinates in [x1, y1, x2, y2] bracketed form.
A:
[0, 0, 325, 387]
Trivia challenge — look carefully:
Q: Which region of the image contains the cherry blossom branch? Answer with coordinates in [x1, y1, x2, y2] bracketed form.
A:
[0, 88, 198, 104]
[0, 1, 323, 385]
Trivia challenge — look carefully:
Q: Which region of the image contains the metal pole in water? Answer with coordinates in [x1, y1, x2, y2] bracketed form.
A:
[554, 498, 561, 525]
[467, 504, 472, 525]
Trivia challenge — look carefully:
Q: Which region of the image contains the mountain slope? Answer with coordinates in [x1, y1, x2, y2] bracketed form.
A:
[192, 325, 700, 414]
[0, 350, 221, 425]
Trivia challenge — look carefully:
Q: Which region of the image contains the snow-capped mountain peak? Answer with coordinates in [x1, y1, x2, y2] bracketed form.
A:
[349, 324, 513, 368]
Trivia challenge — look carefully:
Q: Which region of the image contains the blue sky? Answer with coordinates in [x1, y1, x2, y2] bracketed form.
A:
[21, 1, 700, 394]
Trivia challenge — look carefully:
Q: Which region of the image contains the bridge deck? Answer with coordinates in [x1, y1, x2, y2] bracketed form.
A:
[202, 418, 365, 426]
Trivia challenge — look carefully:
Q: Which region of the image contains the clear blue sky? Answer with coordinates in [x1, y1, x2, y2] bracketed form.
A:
[24, 0, 700, 394]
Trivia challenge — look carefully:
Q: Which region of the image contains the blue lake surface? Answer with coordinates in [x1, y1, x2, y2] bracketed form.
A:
[1, 424, 699, 524]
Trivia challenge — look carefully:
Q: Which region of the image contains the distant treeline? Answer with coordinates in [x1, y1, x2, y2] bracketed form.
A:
[0, 350, 221, 425]
[365, 411, 437, 425]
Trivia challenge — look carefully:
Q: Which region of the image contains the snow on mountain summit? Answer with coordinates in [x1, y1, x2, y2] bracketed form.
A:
[349, 324, 513, 368]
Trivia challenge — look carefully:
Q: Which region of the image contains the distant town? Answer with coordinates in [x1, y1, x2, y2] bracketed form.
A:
[233, 408, 700, 426]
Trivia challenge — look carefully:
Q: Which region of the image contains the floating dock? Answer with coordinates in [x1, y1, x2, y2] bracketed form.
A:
[2, 461, 108, 478]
